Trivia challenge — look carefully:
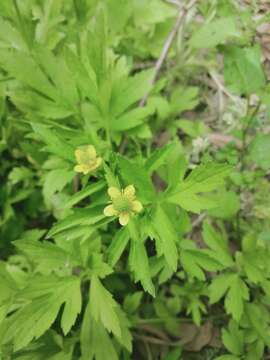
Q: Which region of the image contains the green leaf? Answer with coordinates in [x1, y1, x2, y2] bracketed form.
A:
[190, 17, 240, 48]
[86, 10, 107, 84]
[64, 47, 98, 103]
[88, 277, 132, 351]
[10, 89, 74, 119]
[176, 162, 233, 193]
[35, 46, 79, 109]
[180, 248, 222, 280]
[249, 134, 270, 170]
[147, 95, 170, 119]
[166, 162, 232, 213]
[123, 291, 143, 314]
[202, 222, 234, 267]
[106, 0, 132, 33]
[0, 45, 78, 118]
[114, 307, 132, 351]
[81, 302, 118, 360]
[111, 70, 154, 117]
[0, 1, 15, 18]
[153, 300, 179, 335]
[133, 0, 176, 26]
[111, 106, 154, 131]
[209, 272, 237, 304]
[170, 86, 199, 115]
[0, 262, 18, 306]
[46, 205, 105, 238]
[0, 276, 81, 350]
[0, 48, 58, 99]
[207, 190, 240, 219]
[129, 239, 155, 296]
[10, 329, 75, 359]
[145, 142, 176, 174]
[186, 296, 206, 326]
[246, 303, 270, 347]
[224, 276, 249, 322]
[242, 251, 265, 284]
[246, 340, 265, 360]
[175, 119, 209, 138]
[222, 321, 244, 355]
[166, 146, 187, 191]
[0, 17, 28, 51]
[34, 0, 66, 49]
[8, 166, 33, 185]
[107, 227, 130, 266]
[224, 45, 266, 95]
[89, 254, 113, 279]
[170, 193, 218, 213]
[16, 229, 46, 242]
[61, 282, 82, 335]
[118, 156, 155, 202]
[151, 204, 178, 271]
[90, 276, 121, 337]
[13, 239, 72, 274]
[32, 124, 75, 162]
[43, 169, 74, 206]
[63, 181, 106, 209]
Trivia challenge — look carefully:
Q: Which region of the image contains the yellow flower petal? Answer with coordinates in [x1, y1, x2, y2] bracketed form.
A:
[124, 185, 136, 200]
[86, 145, 96, 159]
[75, 149, 84, 163]
[132, 200, 143, 213]
[88, 163, 98, 172]
[82, 168, 91, 175]
[104, 204, 118, 217]
[119, 212, 130, 226]
[74, 164, 89, 174]
[108, 187, 121, 200]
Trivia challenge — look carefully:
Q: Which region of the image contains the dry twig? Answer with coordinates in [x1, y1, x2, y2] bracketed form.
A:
[191, 213, 206, 228]
[165, 0, 182, 6]
[120, 0, 198, 154]
[209, 71, 238, 103]
[140, 0, 198, 107]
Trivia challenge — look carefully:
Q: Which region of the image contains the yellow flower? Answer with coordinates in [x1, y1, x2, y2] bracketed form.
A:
[74, 145, 102, 175]
[104, 185, 143, 226]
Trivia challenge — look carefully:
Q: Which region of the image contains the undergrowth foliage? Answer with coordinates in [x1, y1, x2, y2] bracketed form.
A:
[0, 1, 270, 359]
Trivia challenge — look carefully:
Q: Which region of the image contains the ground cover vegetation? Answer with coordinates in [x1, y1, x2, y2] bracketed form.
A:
[0, 0, 270, 359]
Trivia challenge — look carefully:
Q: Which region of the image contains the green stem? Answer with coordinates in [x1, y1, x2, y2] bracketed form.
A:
[239, 97, 261, 170]
[103, 115, 112, 147]
[236, 97, 261, 237]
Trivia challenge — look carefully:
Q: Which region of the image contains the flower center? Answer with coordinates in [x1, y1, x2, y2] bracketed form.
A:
[113, 196, 132, 213]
